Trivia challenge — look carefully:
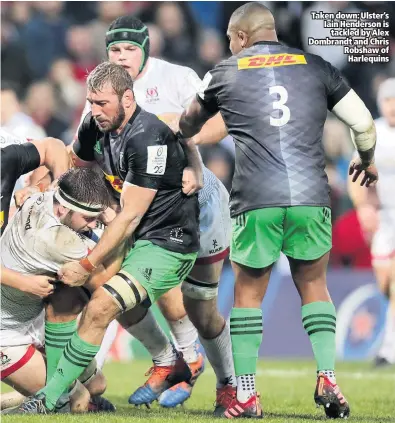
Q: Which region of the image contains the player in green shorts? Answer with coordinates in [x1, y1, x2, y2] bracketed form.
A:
[179, 2, 378, 419]
[14, 62, 200, 414]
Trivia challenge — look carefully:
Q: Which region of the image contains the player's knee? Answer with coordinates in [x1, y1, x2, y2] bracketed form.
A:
[85, 290, 116, 329]
[181, 276, 219, 301]
[47, 284, 88, 318]
[101, 271, 148, 314]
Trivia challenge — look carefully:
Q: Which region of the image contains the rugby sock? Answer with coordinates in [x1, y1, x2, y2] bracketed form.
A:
[95, 320, 118, 369]
[230, 308, 263, 402]
[40, 333, 100, 410]
[302, 301, 337, 379]
[125, 309, 177, 366]
[45, 320, 77, 382]
[199, 321, 236, 388]
[377, 306, 395, 363]
[168, 314, 199, 363]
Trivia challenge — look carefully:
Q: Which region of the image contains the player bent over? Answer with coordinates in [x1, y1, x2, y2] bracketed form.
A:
[1, 168, 114, 413]
[13, 62, 199, 414]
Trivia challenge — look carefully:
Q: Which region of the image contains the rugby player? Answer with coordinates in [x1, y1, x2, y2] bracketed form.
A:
[102, 15, 235, 410]
[348, 78, 395, 367]
[14, 62, 199, 414]
[178, 3, 378, 419]
[1, 167, 114, 413]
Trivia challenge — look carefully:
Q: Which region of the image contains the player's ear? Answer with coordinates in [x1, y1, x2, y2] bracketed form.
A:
[122, 89, 134, 109]
[238, 31, 248, 48]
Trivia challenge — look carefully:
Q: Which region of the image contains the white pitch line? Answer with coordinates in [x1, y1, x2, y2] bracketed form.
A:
[204, 367, 395, 380]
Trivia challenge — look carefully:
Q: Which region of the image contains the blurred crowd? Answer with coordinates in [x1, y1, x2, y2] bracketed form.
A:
[1, 1, 394, 268]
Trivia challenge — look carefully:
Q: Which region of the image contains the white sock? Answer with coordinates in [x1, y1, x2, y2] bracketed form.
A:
[96, 320, 118, 369]
[168, 315, 199, 363]
[320, 370, 336, 385]
[199, 321, 236, 388]
[377, 306, 395, 362]
[236, 374, 255, 403]
[126, 309, 176, 366]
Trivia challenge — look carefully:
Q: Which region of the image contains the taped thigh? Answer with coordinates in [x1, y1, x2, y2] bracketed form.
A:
[101, 270, 147, 312]
[181, 275, 219, 300]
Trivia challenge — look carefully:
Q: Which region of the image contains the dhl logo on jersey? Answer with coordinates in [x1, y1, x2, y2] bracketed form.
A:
[238, 54, 307, 69]
[103, 172, 123, 193]
[0, 211, 4, 229]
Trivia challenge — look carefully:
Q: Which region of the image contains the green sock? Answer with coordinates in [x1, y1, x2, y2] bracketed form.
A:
[230, 308, 263, 376]
[302, 301, 336, 372]
[40, 333, 100, 410]
[45, 320, 77, 382]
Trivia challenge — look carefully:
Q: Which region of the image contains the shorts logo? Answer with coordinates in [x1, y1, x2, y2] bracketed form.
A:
[138, 268, 152, 281]
[170, 227, 184, 244]
[238, 54, 307, 70]
[0, 352, 11, 367]
[209, 239, 223, 255]
[57, 368, 64, 376]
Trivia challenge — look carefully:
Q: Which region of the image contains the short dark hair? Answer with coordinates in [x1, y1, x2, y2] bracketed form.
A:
[87, 62, 134, 99]
[58, 167, 111, 209]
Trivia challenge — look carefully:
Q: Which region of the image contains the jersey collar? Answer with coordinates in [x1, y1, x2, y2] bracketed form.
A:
[252, 41, 281, 46]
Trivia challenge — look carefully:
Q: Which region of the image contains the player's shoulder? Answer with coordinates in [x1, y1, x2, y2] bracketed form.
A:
[35, 224, 88, 261]
[133, 107, 174, 140]
[150, 57, 195, 77]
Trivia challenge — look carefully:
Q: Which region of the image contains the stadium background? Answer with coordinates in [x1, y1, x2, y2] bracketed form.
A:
[1, 1, 394, 363]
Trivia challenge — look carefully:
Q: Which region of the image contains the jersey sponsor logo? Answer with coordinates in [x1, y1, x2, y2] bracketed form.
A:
[0, 352, 11, 367]
[103, 172, 123, 193]
[24, 204, 34, 230]
[94, 140, 102, 154]
[146, 87, 159, 104]
[238, 54, 307, 69]
[170, 227, 184, 244]
[146, 146, 167, 175]
[0, 211, 4, 229]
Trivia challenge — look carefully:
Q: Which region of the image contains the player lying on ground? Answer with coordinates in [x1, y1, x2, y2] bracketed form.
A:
[1, 167, 115, 413]
[178, 2, 378, 419]
[12, 62, 200, 415]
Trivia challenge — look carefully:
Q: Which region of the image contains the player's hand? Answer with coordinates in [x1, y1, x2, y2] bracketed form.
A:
[21, 275, 55, 298]
[99, 207, 117, 225]
[182, 166, 203, 195]
[14, 185, 41, 207]
[58, 261, 90, 287]
[349, 159, 378, 187]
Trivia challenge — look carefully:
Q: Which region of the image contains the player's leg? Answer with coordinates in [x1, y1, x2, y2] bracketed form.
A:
[165, 183, 235, 411]
[157, 287, 199, 365]
[14, 240, 196, 413]
[284, 206, 349, 419]
[222, 208, 285, 419]
[371, 223, 395, 366]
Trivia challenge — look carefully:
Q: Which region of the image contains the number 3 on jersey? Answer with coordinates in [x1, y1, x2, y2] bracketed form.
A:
[270, 85, 290, 127]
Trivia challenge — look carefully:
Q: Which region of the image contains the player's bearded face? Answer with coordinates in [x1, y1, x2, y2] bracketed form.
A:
[62, 210, 97, 232]
[94, 101, 126, 133]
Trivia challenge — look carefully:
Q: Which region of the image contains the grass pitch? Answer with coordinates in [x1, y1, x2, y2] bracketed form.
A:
[2, 360, 394, 422]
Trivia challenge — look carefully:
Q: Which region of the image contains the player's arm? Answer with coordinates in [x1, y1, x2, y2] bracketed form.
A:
[179, 70, 222, 139]
[59, 134, 165, 286]
[0, 266, 54, 298]
[323, 61, 378, 186]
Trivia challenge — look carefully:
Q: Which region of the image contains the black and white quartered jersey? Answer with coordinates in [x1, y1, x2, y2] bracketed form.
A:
[197, 41, 351, 217]
[73, 106, 199, 254]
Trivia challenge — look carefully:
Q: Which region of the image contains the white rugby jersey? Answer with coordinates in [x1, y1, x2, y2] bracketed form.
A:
[1, 191, 92, 345]
[0, 127, 29, 147]
[373, 117, 395, 209]
[80, 58, 218, 206]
